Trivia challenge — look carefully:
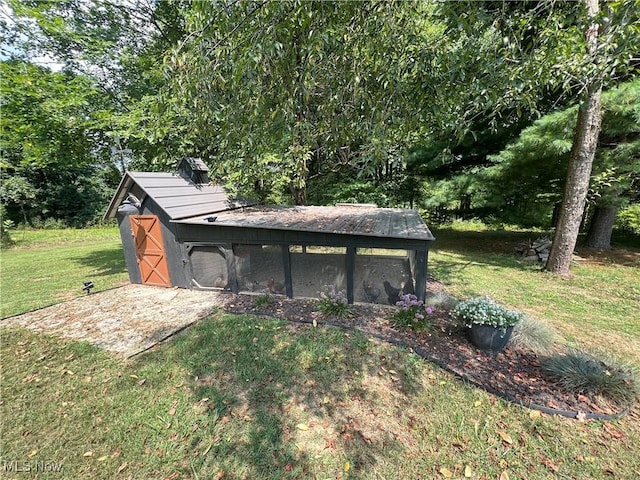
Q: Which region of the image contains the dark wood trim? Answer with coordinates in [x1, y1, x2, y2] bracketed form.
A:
[224, 244, 239, 293]
[346, 247, 356, 304]
[414, 247, 427, 302]
[176, 224, 433, 250]
[281, 245, 293, 298]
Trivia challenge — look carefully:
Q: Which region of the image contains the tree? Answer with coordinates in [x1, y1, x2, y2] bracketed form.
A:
[545, 0, 602, 273]
[160, 1, 432, 204]
[0, 60, 114, 226]
[481, 79, 640, 234]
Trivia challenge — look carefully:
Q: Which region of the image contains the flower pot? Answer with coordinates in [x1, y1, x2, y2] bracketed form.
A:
[468, 324, 514, 352]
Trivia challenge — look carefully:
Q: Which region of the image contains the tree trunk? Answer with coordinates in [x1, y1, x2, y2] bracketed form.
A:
[291, 185, 307, 206]
[545, 0, 603, 275]
[584, 205, 617, 249]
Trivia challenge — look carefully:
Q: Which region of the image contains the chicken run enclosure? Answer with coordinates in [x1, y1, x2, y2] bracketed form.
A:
[106, 159, 435, 304]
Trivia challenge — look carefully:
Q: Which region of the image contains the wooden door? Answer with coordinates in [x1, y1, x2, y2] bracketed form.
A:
[130, 215, 171, 287]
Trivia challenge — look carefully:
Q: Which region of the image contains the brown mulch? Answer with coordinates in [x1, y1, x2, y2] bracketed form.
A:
[221, 287, 629, 419]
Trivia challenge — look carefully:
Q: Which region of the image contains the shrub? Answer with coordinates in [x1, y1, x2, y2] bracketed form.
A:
[541, 350, 640, 405]
[0, 205, 14, 247]
[391, 294, 435, 331]
[616, 203, 640, 235]
[317, 285, 353, 319]
[425, 291, 459, 310]
[509, 316, 559, 355]
[451, 296, 523, 332]
[252, 293, 275, 308]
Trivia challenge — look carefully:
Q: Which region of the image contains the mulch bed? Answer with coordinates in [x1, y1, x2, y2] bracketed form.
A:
[221, 289, 629, 419]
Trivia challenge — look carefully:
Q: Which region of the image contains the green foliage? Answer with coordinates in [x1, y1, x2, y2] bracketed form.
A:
[451, 297, 523, 331]
[159, 1, 433, 203]
[390, 294, 434, 331]
[252, 293, 275, 309]
[0, 59, 117, 227]
[0, 204, 15, 247]
[316, 285, 353, 319]
[616, 204, 640, 234]
[541, 350, 640, 405]
[427, 78, 640, 228]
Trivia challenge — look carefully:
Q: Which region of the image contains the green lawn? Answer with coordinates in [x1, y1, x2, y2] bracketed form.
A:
[429, 227, 640, 366]
[0, 226, 129, 318]
[1, 225, 639, 479]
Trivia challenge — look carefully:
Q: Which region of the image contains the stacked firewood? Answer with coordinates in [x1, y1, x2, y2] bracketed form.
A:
[515, 237, 552, 263]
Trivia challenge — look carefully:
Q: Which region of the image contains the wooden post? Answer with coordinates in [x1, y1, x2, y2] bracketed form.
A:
[282, 245, 293, 298]
[225, 244, 239, 293]
[414, 246, 428, 302]
[346, 247, 356, 304]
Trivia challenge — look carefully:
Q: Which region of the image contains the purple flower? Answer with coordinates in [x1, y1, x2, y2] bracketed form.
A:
[425, 306, 435, 315]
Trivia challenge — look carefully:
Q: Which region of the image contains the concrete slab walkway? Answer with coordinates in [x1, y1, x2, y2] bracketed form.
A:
[1, 285, 225, 357]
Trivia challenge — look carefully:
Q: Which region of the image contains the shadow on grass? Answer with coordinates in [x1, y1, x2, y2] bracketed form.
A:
[74, 246, 127, 276]
[136, 314, 423, 478]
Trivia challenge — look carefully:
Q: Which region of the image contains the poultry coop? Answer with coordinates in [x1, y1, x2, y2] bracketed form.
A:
[232, 245, 414, 305]
[106, 159, 435, 304]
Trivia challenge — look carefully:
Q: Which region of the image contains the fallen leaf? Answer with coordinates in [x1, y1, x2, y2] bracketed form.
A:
[28, 450, 38, 458]
[344, 461, 351, 472]
[529, 410, 541, 420]
[168, 400, 178, 416]
[498, 431, 513, 445]
[117, 462, 128, 474]
[137, 379, 146, 386]
[474, 400, 482, 407]
[543, 458, 560, 472]
[97, 456, 108, 462]
[439, 466, 454, 478]
[215, 471, 225, 480]
[576, 412, 587, 421]
[499, 471, 510, 480]
[464, 465, 473, 477]
[296, 423, 309, 431]
[83, 451, 93, 457]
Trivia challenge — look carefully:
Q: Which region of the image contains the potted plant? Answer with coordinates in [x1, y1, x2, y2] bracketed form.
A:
[451, 296, 523, 351]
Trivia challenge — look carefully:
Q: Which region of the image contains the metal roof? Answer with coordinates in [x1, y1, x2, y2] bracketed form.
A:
[174, 205, 435, 241]
[104, 172, 250, 220]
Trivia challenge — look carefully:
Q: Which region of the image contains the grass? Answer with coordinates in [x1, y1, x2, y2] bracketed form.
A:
[0, 226, 129, 318]
[3, 316, 640, 479]
[430, 226, 640, 366]
[1, 224, 640, 478]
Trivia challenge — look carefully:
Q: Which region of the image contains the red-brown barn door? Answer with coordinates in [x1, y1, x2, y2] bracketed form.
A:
[130, 215, 171, 287]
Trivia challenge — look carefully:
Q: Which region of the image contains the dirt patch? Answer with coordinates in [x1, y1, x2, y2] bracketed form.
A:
[1, 285, 224, 357]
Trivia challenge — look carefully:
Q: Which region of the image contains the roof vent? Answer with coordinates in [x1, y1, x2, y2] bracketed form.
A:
[178, 157, 210, 185]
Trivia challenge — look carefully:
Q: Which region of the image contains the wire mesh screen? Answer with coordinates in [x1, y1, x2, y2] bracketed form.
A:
[290, 246, 347, 299]
[234, 245, 286, 295]
[189, 246, 227, 288]
[355, 248, 413, 305]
